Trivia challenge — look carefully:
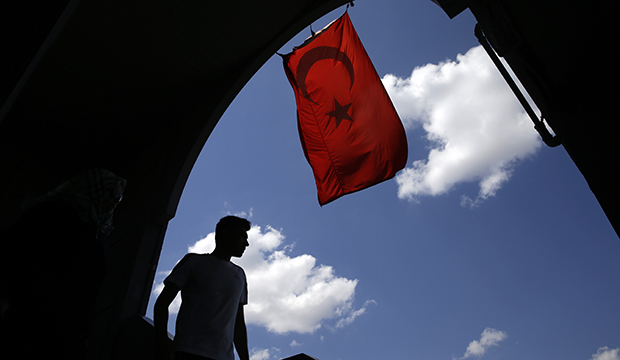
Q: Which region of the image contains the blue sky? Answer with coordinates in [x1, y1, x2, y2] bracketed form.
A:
[145, 2, 620, 360]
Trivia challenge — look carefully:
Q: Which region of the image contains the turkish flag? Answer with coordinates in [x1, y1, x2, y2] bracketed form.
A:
[283, 12, 408, 205]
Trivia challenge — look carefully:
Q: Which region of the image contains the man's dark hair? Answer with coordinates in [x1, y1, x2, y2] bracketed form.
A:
[215, 215, 251, 243]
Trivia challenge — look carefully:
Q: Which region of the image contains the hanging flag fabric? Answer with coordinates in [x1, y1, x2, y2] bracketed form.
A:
[283, 12, 408, 205]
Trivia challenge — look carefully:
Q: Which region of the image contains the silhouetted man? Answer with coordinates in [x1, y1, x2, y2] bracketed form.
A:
[154, 216, 251, 360]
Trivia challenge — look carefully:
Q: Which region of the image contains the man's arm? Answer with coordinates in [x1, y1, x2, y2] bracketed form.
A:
[154, 283, 180, 360]
[234, 303, 250, 360]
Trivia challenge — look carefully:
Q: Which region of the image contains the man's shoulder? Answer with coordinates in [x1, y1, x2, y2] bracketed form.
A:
[180, 253, 245, 274]
[181, 253, 235, 267]
[181, 252, 212, 260]
[229, 261, 247, 277]
[178, 252, 199, 263]
[173, 253, 209, 269]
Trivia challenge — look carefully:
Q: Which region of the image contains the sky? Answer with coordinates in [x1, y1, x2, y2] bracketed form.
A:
[145, 2, 620, 360]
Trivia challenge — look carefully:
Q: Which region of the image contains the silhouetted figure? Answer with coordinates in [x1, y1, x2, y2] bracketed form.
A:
[0, 169, 126, 359]
[154, 216, 251, 360]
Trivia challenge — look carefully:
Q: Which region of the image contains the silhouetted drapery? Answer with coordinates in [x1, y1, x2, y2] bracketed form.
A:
[283, 12, 407, 205]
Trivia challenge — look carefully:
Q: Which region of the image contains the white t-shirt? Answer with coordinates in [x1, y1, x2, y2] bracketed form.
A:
[165, 253, 248, 360]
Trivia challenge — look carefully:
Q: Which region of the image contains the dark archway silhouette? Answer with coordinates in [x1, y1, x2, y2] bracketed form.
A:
[0, 1, 351, 357]
[1, 0, 618, 358]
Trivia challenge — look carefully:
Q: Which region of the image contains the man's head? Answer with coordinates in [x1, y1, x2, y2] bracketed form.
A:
[215, 216, 251, 258]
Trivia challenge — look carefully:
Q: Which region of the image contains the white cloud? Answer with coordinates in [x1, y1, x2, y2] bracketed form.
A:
[153, 224, 371, 334]
[383, 45, 541, 206]
[290, 340, 302, 347]
[238, 226, 365, 333]
[590, 347, 620, 360]
[335, 300, 376, 328]
[460, 328, 507, 359]
[250, 347, 273, 360]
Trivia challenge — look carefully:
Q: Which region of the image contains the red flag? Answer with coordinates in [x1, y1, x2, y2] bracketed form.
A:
[283, 12, 408, 205]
